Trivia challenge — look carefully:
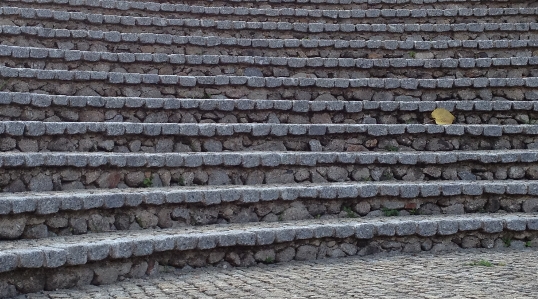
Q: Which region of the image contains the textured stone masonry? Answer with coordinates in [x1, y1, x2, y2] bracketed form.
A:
[2, 180, 538, 215]
[2, 66, 538, 89]
[2, 25, 537, 51]
[2, 121, 538, 138]
[1, 229, 535, 296]
[2, 150, 538, 169]
[1, 214, 537, 273]
[2, 6, 537, 33]
[2, 0, 538, 296]
[4, 2, 536, 20]
[5, 45, 538, 70]
[3, 92, 538, 112]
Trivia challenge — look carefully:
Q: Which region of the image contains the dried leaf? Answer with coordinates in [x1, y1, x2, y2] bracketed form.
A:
[431, 108, 455, 125]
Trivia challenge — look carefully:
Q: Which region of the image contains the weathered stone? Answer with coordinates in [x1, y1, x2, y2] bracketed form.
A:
[418, 203, 441, 215]
[246, 170, 265, 185]
[340, 243, 358, 255]
[508, 166, 525, 179]
[4, 179, 26, 192]
[327, 167, 348, 182]
[208, 171, 231, 185]
[296, 245, 318, 261]
[155, 139, 174, 152]
[0, 217, 26, 239]
[426, 139, 453, 151]
[93, 264, 120, 285]
[265, 169, 294, 184]
[87, 214, 110, 232]
[281, 202, 312, 221]
[203, 140, 223, 152]
[442, 204, 465, 214]
[135, 211, 159, 228]
[225, 252, 241, 266]
[129, 261, 148, 278]
[23, 224, 48, 239]
[0, 137, 16, 151]
[156, 209, 173, 228]
[70, 218, 87, 234]
[96, 172, 121, 189]
[29, 174, 53, 192]
[254, 249, 276, 262]
[244, 67, 263, 77]
[229, 210, 258, 223]
[461, 236, 480, 248]
[240, 252, 256, 267]
[45, 268, 93, 291]
[80, 111, 105, 122]
[19, 140, 39, 152]
[314, 94, 337, 101]
[125, 172, 145, 187]
[207, 251, 226, 264]
[354, 202, 371, 216]
[276, 247, 296, 262]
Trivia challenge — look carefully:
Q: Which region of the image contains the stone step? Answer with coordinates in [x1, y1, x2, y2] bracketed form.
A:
[2, 45, 536, 77]
[1, 92, 534, 125]
[2, 25, 535, 53]
[1, 8, 534, 40]
[20, 0, 523, 7]
[3, 121, 537, 138]
[0, 213, 536, 295]
[1, 124, 537, 156]
[2, 4, 534, 23]
[2, 77, 531, 102]
[1, 66, 535, 89]
[1, 150, 538, 192]
[1, 121, 537, 153]
[4, 0, 529, 14]
[1, 181, 537, 240]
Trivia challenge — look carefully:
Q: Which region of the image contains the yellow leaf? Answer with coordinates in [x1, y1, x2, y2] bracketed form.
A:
[431, 108, 455, 125]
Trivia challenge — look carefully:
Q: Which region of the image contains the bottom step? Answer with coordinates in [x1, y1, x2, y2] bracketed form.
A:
[1, 214, 537, 297]
[24, 248, 538, 299]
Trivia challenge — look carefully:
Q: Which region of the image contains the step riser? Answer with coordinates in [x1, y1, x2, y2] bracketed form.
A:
[2, 162, 538, 192]
[0, 229, 535, 297]
[0, 103, 536, 125]
[1, 133, 535, 153]
[4, 32, 537, 56]
[4, 57, 537, 80]
[3, 193, 537, 240]
[1, 93, 536, 122]
[1, 33, 535, 55]
[2, 104, 535, 125]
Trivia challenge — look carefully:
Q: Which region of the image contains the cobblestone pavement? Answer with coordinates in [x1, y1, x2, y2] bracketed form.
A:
[23, 248, 538, 299]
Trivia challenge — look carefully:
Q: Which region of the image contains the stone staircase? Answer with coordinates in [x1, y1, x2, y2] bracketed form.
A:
[2, 0, 538, 296]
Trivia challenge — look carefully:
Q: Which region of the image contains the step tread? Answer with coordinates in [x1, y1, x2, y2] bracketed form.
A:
[3, 2, 532, 19]
[2, 180, 537, 215]
[1, 6, 534, 33]
[1, 66, 531, 89]
[3, 45, 535, 69]
[2, 121, 537, 138]
[0, 92, 535, 112]
[0, 213, 535, 272]
[2, 149, 537, 168]
[1, 26, 534, 50]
